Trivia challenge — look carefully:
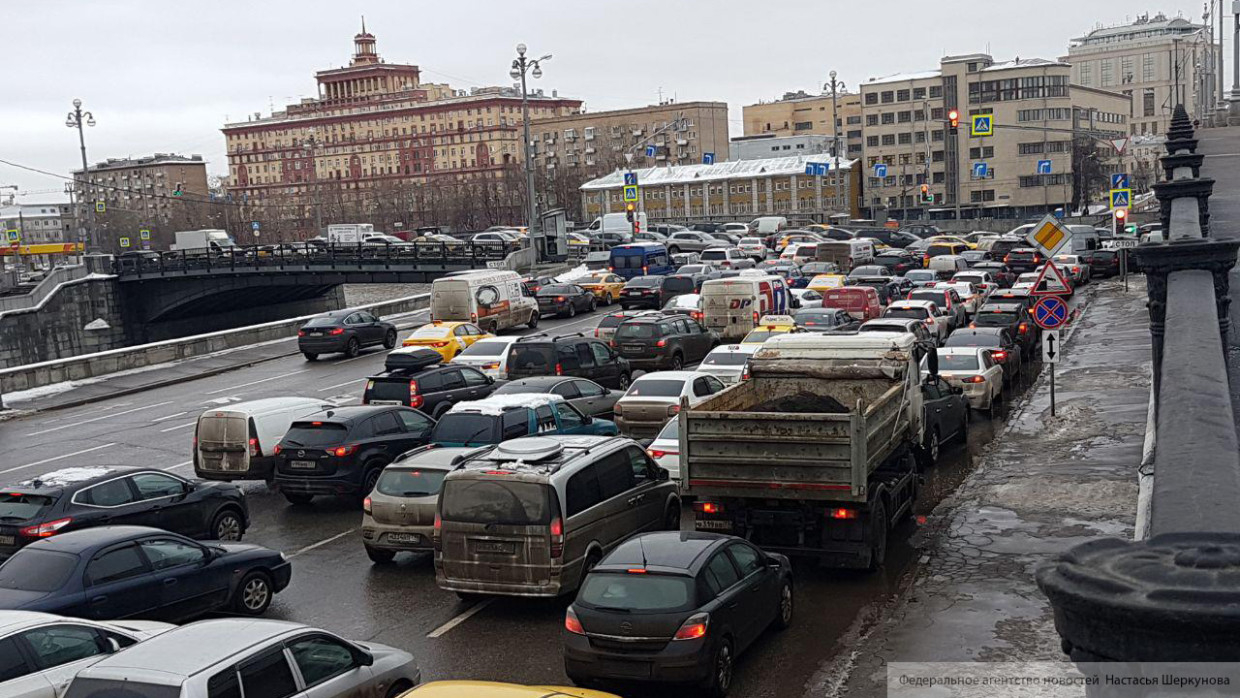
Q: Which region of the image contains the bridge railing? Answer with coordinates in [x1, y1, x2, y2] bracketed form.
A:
[113, 240, 514, 277]
[0, 265, 89, 314]
[1037, 106, 1240, 668]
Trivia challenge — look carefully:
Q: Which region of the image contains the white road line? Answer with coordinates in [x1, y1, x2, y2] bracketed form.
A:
[164, 460, 193, 471]
[26, 402, 174, 437]
[205, 370, 307, 395]
[2, 443, 117, 475]
[286, 528, 356, 558]
[427, 598, 495, 638]
[159, 421, 197, 433]
[318, 379, 365, 392]
[152, 411, 189, 423]
[44, 402, 133, 424]
[333, 352, 387, 366]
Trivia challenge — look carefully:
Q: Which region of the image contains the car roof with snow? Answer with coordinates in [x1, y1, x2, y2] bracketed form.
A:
[447, 392, 565, 416]
[15, 467, 135, 492]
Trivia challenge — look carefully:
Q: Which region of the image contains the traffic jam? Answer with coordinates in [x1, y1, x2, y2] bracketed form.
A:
[0, 219, 1117, 698]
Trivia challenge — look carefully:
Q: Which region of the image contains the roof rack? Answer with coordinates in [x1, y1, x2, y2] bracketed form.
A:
[515, 331, 587, 343]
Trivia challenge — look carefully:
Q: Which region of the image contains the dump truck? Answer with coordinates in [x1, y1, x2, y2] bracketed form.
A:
[679, 331, 923, 569]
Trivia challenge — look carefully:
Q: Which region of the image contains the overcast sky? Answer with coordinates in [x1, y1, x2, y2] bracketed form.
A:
[0, 0, 1214, 200]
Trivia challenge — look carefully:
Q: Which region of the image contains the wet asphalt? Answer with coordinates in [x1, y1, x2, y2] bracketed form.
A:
[0, 292, 1054, 697]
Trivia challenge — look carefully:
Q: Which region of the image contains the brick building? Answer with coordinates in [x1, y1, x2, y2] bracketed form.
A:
[742, 90, 864, 160]
[72, 154, 209, 226]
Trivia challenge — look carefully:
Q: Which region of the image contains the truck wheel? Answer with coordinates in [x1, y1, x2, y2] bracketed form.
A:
[527, 311, 539, 329]
[865, 500, 888, 571]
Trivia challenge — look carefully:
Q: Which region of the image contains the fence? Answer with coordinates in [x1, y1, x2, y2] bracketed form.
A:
[0, 265, 88, 314]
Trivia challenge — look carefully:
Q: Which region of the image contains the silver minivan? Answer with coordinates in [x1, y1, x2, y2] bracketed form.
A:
[434, 436, 680, 598]
[194, 398, 332, 483]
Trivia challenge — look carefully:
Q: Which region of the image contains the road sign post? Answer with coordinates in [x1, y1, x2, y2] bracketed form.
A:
[1043, 329, 1061, 416]
[1032, 261, 1073, 296]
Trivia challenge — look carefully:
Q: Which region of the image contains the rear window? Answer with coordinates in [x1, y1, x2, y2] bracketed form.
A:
[303, 316, 339, 328]
[926, 245, 957, 257]
[0, 493, 55, 523]
[430, 414, 500, 444]
[945, 333, 1002, 348]
[936, 354, 980, 371]
[509, 346, 554, 372]
[578, 573, 695, 612]
[626, 379, 685, 398]
[597, 315, 629, 329]
[703, 350, 750, 366]
[794, 310, 842, 326]
[440, 480, 553, 525]
[615, 323, 662, 341]
[458, 341, 506, 358]
[539, 285, 574, 295]
[908, 291, 946, 305]
[742, 330, 782, 343]
[65, 679, 182, 698]
[662, 277, 695, 294]
[0, 549, 78, 592]
[700, 250, 726, 261]
[990, 240, 1023, 257]
[197, 415, 247, 444]
[366, 378, 412, 402]
[973, 312, 1019, 327]
[1008, 249, 1037, 259]
[886, 308, 928, 320]
[905, 270, 937, 281]
[282, 423, 348, 447]
[377, 468, 448, 497]
[612, 253, 646, 270]
[627, 277, 661, 288]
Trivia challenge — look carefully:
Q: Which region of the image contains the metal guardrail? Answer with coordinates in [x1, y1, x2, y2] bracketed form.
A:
[1038, 106, 1240, 666]
[0, 265, 89, 314]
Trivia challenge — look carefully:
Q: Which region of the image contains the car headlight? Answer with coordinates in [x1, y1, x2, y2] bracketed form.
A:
[279, 552, 289, 562]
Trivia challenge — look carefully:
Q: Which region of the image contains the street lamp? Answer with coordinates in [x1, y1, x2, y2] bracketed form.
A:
[66, 98, 98, 253]
[511, 44, 552, 249]
[824, 71, 846, 219]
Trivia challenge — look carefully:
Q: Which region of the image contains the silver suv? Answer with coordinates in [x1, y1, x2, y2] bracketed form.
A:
[666, 231, 728, 254]
[435, 436, 681, 598]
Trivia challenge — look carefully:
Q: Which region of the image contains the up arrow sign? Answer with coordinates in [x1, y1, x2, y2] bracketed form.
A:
[1042, 329, 1061, 364]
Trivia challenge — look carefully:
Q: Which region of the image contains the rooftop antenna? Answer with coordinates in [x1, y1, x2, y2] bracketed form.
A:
[639, 535, 649, 568]
[361, 15, 366, 33]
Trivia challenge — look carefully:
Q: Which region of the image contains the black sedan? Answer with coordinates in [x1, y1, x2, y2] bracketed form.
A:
[537, 284, 597, 318]
[619, 276, 665, 310]
[0, 467, 249, 560]
[564, 532, 792, 696]
[492, 376, 620, 420]
[274, 405, 435, 505]
[0, 526, 291, 620]
[871, 251, 918, 276]
[298, 309, 397, 361]
[921, 374, 969, 465]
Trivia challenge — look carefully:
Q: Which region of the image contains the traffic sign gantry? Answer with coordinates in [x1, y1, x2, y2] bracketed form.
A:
[1025, 214, 1073, 258]
[1032, 261, 1073, 296]
[1033, 295, 1070, 330]
[971, 114, 993, 137]
[622, 185, 639, 202]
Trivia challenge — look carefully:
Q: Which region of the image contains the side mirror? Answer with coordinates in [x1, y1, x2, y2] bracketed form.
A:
[582, 415, 593, 424]
[355, 650, 375, 667]
[656, 467, 671, 482]
[487, 376, 495, 384]
[106, 637, 122, 653]
[765, 555, 782, 569]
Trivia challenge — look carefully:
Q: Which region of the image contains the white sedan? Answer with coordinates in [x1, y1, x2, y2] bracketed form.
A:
[927, 347, 1004, 411]
[646, 417, 682, 484]
[942, 281, 984, 317]
[1012, 272, 1040, 291]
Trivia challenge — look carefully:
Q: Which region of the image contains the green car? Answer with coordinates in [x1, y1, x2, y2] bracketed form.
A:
[430, 393, 618, 447]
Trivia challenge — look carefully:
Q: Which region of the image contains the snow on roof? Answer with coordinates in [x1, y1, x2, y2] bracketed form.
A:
[448, 392, 564, 416]
[580, 154, 857, 191]
[865, 70, 941, 86]
[555, 265, 592, 282]
[981, 58, 1069, 72]
[21, 467, 116, 488]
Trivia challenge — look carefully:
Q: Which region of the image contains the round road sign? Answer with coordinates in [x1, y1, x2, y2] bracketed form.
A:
[1033, 295, 1070, 330]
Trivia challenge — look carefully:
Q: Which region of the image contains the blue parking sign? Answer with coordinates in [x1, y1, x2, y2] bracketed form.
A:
[1037, 160, 1052, 175]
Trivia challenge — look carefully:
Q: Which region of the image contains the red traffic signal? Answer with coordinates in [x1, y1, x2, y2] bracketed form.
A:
[948, 110, 960, 129]
[1114, 208, 1128, 220]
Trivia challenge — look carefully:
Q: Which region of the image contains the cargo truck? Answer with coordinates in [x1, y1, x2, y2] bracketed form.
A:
[327, 223, 376, 244]
[171, 229, 236, 252]
[679, 332, 923, 569]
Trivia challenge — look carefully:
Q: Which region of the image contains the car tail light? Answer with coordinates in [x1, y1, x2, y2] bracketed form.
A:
[482, 362, 500, 370]
[330, 444, 358, 457]
[695, 501, 723, 515]
[248, 437, 260, 457]
[363, 497, 372, 514]
[648, 448, 679, 459]
[741, 364, 751, 381]
[656, 339, 667, 348]
[962, 375, 986, 384]
[565, 607, 586, 635]
[1004, 254, 1012, 263]
[550, 517, 564, 558]
[666, 404, 680, 416]
[432, 513, 441, 552]
[673, 613, 710, 641]
[470, 312, 477, 323]
[609, 266, 615, 272]
[613, 402, 624, 416]
[969, 322, 976, 328]
[297, 330, 306, 337]
[273, 444, 282, 455]
[1018, 323, 1029, 334]
[1072, 266, 1080, 274]
[594, 329, 600, 337]
[827, 508, 859, 520]
[752, 311, 759, 324]
[555, 363, 563, 376]
[21, 517, 73, 538]
[923, 319, 934, 327]
[328, 327, 345, 336]
[991, 350, 1008, 361]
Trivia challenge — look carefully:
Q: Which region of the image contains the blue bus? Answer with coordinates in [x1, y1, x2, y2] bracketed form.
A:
[608, 243, 674, 280]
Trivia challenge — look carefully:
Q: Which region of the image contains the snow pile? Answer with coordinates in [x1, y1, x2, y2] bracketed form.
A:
[449, 392, 563, 416]
[555, 265, 593, 283]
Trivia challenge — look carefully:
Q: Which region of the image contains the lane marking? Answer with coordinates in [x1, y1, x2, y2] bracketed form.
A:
[318, 379, 365, 392]
[43, 402, 133, 424]
[159, 421, 197, 433]
[26, 401, 174, 437]
[205, 370, 307, 395]
[286, 528, 356, 558]
[152, 411, 189, 423]
[164, 460, 193, 471]
[427, 598, 495, 638]
[2, 443, 118, 475]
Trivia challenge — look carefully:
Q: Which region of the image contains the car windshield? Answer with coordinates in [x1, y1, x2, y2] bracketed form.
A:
[935, 354, 981, 371]
[431, 414, 500, 444]
[908, 291, 945, 304]
[282, 422, 348, 447]
[926, 245, 958, 257]
[458, 341, 506, 357]
[885, 308, 928, 320]
[703, 350, 750, 366]
[0, 493, 55, 522]
[615, 323, 661, 340]
[303, 316, 341, 328]
[440, 480, 552, 525]
[578, 572, 696, 613]
[0, 549, 78, 592]
[740, 238, 762, 245]
[626, 379, 685, 398]
[627, 277, 661, 288]
[377, 468, 449, 497]
[795, 310, 841, 325]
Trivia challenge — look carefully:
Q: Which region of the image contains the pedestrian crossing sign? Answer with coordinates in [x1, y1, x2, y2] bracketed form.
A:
[95, 201, 106, 213]
[139, 229, 151, 240]
[1110, 188, 1131, 209]
[119, 237, 131, 248]
[971, 114, 993, 137]
[623, 185, 639, 202]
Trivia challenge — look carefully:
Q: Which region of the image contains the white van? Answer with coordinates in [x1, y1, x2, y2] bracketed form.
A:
[750, 216, 789, 235]
[588, 212, 648, 235]
[816, 239, 876, 271]
[430, 270, 539, 333]
[700, 275, 792, 341]
[193, 397, 332, 482]
[928, 254, 970, 278]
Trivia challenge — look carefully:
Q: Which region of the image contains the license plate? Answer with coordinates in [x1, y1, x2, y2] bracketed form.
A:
[386, 533, 421, 544]
[369, 400, 402, 406]
[696, 520, 733, 531]
[600, 660, 652, 679]
[289, 460, 317, 470]
[623, 344, 644, 352]
[472, 540, 516, 554]
[0, 535, 14, 546]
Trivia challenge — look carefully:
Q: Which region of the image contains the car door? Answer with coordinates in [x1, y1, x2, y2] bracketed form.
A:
[139, 537, 228, 621]
[287, 634, 373, 698]
[726, 541, 778, 647]
[553, 401, 593, 436]
[82, 543, 162, 620]
[571, 341, 599, 384]
[343, 313, 365, 344]
[236, 644, 301, 698]
[0, 634, 53, 698]
[128, 472, 203, 537]
[586, 341, 622, 389]
[591, 450, 639, 548]
[73, 476, 158, 529]
[572, 378, 616, 419]
[619, 445, 667, 529]
[436, 368, 471, 406]
[451, 325, 472, 356]
[701, 550, 746, 650]
[360, 412, 405, 464]
[921, 380, 948, 445]
[458, 367, 494, 402]
[393, 409, 435, 453]
[573, 285, 592, 311]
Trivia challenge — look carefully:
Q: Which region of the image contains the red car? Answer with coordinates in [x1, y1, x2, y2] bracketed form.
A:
[821, 286, 882, 321]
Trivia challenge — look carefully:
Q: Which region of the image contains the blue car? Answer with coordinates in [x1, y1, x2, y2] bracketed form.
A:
[430, 393, 619, 447]
[0, 526, 291, 621]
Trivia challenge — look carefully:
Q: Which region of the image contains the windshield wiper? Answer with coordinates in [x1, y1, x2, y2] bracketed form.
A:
[590, 605, 633, 613]
[284, 439, 304, 447]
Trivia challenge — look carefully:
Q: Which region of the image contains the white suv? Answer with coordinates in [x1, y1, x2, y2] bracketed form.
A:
[700, 247, 756, 270]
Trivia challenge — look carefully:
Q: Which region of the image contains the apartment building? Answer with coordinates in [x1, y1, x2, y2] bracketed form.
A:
[0, 203, 74, 245]
[729, 134, 835, 161]
[72, 154, 209, 224]
[742, 90, 864, 159]
[578, 154, 860, 223]
[1067, 13, 1217, 135]
[860, 54, 1130, 221]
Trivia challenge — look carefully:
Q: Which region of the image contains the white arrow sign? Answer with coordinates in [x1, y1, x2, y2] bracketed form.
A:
[1042, 329, 1061, 364]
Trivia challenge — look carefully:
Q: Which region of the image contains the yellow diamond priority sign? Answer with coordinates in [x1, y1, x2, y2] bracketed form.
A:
[1024, 214, 1072, 258]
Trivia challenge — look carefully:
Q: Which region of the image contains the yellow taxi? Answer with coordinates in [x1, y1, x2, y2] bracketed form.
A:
[927, 235, 977, 249]
[741, 314, 799, 345]
[576, 272, 627, 305]
[401, 321, 493, 360]
[807, 273, 848, 292]
[399, 681, 620, 698]
[775, 232, 822, 252]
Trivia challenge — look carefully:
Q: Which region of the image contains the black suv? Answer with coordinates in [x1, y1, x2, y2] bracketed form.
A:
[274, 405, 435, 505]
[507, 332, 632, 390]
[1003, 247, 1045, 274]
[363, 347, 500, 419]
[972, 301, 1038, 358]
[0, 467, 249, 559]
[611, 314, 719, 370]
[619, 276, 665, 310]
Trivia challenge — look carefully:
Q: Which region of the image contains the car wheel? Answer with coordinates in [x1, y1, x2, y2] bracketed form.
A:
[385, 681, 415, 698]
[283, 492, 314, 506]
[382, 329, 397, 349]
[233, 571, 273, 615]
[210, 509, 244, 542]
[527, 311, 539, 329]
[702, 638, 735, 698]
[865, 500, 889, 571]
[619, 373, 631, 390]
[366, 545, 396, 565]
[926, 428, 940, 465]
[664, 505, 682, 531]
[360, 466, 382, 499]
[668, 246, 680, 254]
[773, 578, 794, 630]
[604, 293, 614, 305]
[588, 298, 597, 312]
[303, 352, 318, 362]
[567, 304, 577, 318]
[345, 337, 361, 358]
[671, 353, 684, 370]
[960, 407, 971, 441]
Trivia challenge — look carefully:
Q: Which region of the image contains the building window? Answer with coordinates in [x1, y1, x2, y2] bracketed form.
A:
[1079, 62, 1092, 86]
[930, 107, 944, 120]
[913, 87, 926, 100]
[1100, 59, 1113, 87]
[1143, 88, 1156, 117]
[897, 132, 912, 145]
[897, 111, 911, 123]
[847, 129, 862, 138]
[969, 189, 996, 203]
[881, 112, 895, 125]
[967, 146, 994, 159]
[865, 93, 878, 105]
[847, 115, 861, 125]
[1018, 142, 1045, 155]
[866, 114, 879, 126]
[881, 134, 896, 146]
[896, 89, 910, 101]
[881, 91, 894, 104]
[1142, 53, 1155, 83]
[933, 171, 946, 184]
[1120, 56, 1135, 84]
[931, 130, 944, 142]
[915, 131, 926, 143]
[794, 121, 812, 131]
[928, 85, 942, 98]
[866, 136, 880, 147]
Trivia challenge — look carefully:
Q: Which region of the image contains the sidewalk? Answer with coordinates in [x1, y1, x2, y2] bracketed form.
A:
[831, 278, 1151, 696]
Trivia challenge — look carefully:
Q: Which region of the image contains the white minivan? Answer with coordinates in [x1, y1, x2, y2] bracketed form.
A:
[589, 212, 648, 235]
[700, 275, 792, 341]
[430, 270, 539, 333]
[750, 216, 789, 236]
[194, 397, 332, 482]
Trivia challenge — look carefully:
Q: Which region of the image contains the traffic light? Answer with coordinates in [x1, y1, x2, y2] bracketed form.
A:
[948, 110, 960, 132]
[919, 184, 933, 204]
[173, 182, 183, 197]
[1114, 207, 1128, 223]
[625, 202, 635, 223]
